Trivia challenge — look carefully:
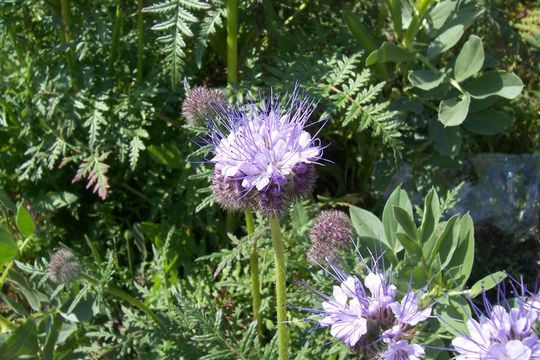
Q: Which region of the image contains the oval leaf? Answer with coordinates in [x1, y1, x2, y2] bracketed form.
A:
[382, 186, 413, 253]
[469, 271, 508, 298]
[0, 228, 18, 266]
[438, 94, 471, 126]
[454, 35, 484, 82]
[429, 118, 462, 156]
[366, 42, 416, 65]
[463, 110, 512, 135]
[465, 70, 524, 99]
[427, 24, 465, 58]
[408, 70, 445, 90]
[16, 204, 35, 238]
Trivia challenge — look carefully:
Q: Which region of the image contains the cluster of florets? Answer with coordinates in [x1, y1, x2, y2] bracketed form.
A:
[307, 210, 353, 262]
[47, 249, 81, 284]
[311, 260, 431, 359]
[209, 88, 324, 214]
[451, 285, 540, 359]
[182, 86, 228, 126]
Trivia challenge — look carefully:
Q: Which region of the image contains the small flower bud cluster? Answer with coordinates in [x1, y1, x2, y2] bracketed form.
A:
[307, 210, 353, 262]
[182, 86, 227, 126]
[47, 249, 81, 284]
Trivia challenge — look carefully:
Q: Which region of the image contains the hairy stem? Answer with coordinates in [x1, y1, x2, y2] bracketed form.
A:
[269, 213, 288, 359]
[80, 273, 164, 329]
[226, 0, 238, 85]
[136, 0, 144, 82]
[246, 210, 262, 336]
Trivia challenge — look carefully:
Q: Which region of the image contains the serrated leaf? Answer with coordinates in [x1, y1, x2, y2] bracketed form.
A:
[454, 35, 484, 82]
[465, 70, 524, 99]
[408, 70, 445, 90]
[438, 94, 471, 126]
[16, 204, 35, 238]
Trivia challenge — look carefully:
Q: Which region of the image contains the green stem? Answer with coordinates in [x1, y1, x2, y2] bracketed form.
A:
[136, 0, 144, 82]
[80, 273, 165, 329]
[245, 210, 262, 336]
[59, 0, 77, 89]
[109, 0, 124, 69]
[401, 0, 434, 48]
[269, 214, 288, 360]
[226, 0, 238, 85]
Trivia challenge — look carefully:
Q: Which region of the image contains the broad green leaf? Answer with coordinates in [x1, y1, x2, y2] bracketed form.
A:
[419, 189, 441, 244]
[7, 271, 47, 311]
[447, 214, 475, 285]
[424, 215, 459, 261]
[366, 42, 416, 65]
[465, 70, 524, 99]
[382, 186, 413, 253]
[393, 206, 418, 242]
[454, 35, 484, 82]
[43, 314, 62, 360]
[395, 232, 422, 257]
[437, 216, 462, 269]
[463, 110, 512, 135]
[349, 206, 396, 261]
[0, 228, 17, 266]
[60, 295, 99, 323]
[16, 204, 35, 238]
[426, 1, 455, 33]
[429, 118, 462, 156]
[0, 319, 38, 358]
[438, 94, 471, 126]
[408, 70, 445, 90]
[469, 271, 508, 298]
[427, 24, 465, 58]
[436, 296, 471, 337]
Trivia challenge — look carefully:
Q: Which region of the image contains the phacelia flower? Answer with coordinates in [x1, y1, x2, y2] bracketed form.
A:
[301, 254, 431, 358]
[209, 87, 324, 214]
[182, 86, 228, 126]
[48, 249, 81, 284]
[450, 281, 540, 359]
[307, 210, 353, 262]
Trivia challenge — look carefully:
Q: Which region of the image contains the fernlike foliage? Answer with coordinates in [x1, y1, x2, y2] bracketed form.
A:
[144, 0, 211, 88]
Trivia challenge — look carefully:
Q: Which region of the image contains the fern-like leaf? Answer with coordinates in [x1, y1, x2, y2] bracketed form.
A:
[72, 152, 111, 200]
[144, 0, 210, 88]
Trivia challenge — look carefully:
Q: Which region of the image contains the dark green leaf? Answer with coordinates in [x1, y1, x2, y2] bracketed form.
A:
[0, 319, 38, 358]
[382, 186, 413, 253]
[419, 189, 441, 244]
[393, 206, 418, 241]
[463, 110, 512, 135]
[429, 118, 462, 156]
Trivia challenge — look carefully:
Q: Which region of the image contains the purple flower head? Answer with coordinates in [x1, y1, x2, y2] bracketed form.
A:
[182, 86, 228, 126]
[209, 87, 325, 214]
[450, 280, 540, 359]
[380, 340, 425, 360]
[307, 210, 354, 262]
[48, 249, 81, 284]
[301, 252, 431, 355]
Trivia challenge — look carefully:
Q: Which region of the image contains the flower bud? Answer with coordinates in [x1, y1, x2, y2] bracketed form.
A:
[182, 86, 227, 126]
[48, 249, 81, 284]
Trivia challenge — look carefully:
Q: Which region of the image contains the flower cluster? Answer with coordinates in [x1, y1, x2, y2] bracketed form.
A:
[209, 88, 324, 214]
[451, 285, 540, 359]
[307, 210, 353, 262]
[48, 249, 81, 284]
[181, 86, 228, 126]
[312, 261, 431, 359]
